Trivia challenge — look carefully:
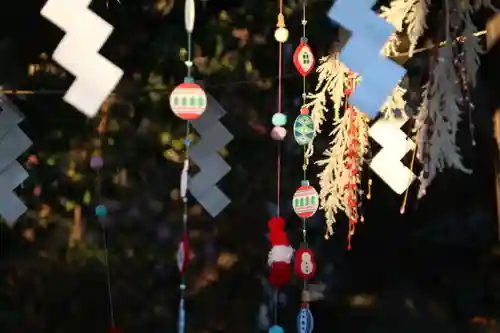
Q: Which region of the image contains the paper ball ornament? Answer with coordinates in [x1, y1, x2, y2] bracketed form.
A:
[293, 41, 315, 76]
[271, 126, 287, 140]
[177, 233, 189, 274]
[95, 204, 108, 217]
[293, 114, 315, 145]
[169, 81, 207, 120]
[294, 248, 316, 280]
[297, 306, 314, 333]
[292, 181, 319, 218]
[90, 155, 103, 170]
[269, 325, 284, 333]
[272, 113, 287, 126]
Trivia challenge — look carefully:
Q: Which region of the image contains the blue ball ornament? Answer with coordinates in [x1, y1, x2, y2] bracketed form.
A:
[95, 204, 108, 217]
[269, 325, 284, 333]
[272, 113, 287, 126]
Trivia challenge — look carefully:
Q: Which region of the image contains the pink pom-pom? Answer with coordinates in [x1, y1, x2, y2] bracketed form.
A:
[271, 126, 287, 140]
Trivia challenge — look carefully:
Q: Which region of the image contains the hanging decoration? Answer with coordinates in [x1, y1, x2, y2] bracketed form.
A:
[304, 44, 406, 234]
[379, 0, 430, 58]
[169, 82, 207, 120]
[189, 91, 233, 217]
[297, 304, 314, 333]
[292, 1, 317, 328]
[0, 97, 32, 224]
[341, 76, 365, 248]
[170, 0, 200, 332]
[266, 1, 289, 331]
[306, 0, 488, 234]
[90, 103, 119, 333]
[368, 116, 416, 195]
[268, 217, 293, 288]
[414, 0, 476, 196]
[40, 0, 124, 117]
[327, 0, 407, 118]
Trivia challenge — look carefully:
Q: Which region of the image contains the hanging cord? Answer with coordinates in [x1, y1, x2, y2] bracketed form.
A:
[177, 1, 196, 332]
[93, 104, 116, 330]
[276, 8, 284, 217]
[400, 137, 418, 214]
[300, 0, 309, 301]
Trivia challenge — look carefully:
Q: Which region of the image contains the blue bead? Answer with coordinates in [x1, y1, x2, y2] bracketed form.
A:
[269, 325, 284, 333]
[184, 138, 191, 146]
[95, 204, 108, 217]
[272, 113, 287, 126]
[300, 180, 310, 186]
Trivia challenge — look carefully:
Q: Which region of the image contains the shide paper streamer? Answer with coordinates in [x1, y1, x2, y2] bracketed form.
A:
[0, 97, 32, 224]
[41, 0, 123, 117]
[190, 92, 233, 217]
[369, 117, 415, 194]
[328, 0, 407, 118]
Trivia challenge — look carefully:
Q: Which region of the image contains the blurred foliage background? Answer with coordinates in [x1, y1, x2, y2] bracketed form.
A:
[0, 0, 500, 332]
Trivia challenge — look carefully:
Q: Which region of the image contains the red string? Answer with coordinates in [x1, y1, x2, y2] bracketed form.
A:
[276, 18, 283, 217]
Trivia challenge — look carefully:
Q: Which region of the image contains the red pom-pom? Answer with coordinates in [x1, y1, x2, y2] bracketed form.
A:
[108, 328, 123, 333]
[269, 231, 289, 246]
[269, 261, 291, 288]
[268, 217, 285, 232]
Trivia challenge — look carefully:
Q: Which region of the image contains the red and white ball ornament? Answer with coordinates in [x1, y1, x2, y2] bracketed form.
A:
[294, 247, 316, 280]
[169, 79, 207, 120]
[292, 180, 319, 218]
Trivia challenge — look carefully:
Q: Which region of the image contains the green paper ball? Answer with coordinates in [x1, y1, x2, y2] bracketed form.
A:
[95, 204, 108, 217]
[272, 113, 287, 126]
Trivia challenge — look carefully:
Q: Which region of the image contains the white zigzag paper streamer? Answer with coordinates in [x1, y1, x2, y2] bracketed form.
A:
[189, 92, 232, 217]
[328, 0, 406, 118]
[0, 97, 32, 224]
[369, 117, 415, 194]
[41, 0, 124, 117]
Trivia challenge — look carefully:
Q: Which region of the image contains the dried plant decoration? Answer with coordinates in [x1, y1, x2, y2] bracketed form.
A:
[380, 0, 430, 56]
[460, 0, 483, 86]
[380, 84, 408, 119]
[306, 55, 408, 234]
[316, 105, 370, 237]
[414, 2, 472, 196]
[306, 55, 350, 124]
[472, 0, 499, 11]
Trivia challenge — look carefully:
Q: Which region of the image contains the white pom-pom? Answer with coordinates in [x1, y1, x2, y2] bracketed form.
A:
[267, 245, 294, 266]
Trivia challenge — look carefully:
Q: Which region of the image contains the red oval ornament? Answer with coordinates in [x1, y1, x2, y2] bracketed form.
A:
[177, 233, 189, 274]
[294, 247, 316, 280]
[293, 41, 315, 76]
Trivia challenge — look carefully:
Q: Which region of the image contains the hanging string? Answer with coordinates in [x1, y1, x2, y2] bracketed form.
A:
[300, 0, 309, 301]
[400, 139, 418, 214]
[91, 103, 117, 331]
[175, 1, 197, 333]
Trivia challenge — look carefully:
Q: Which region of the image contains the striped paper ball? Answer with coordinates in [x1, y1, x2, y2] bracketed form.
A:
[292, 181, 319, 218]
[169, 81, 207, 120]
